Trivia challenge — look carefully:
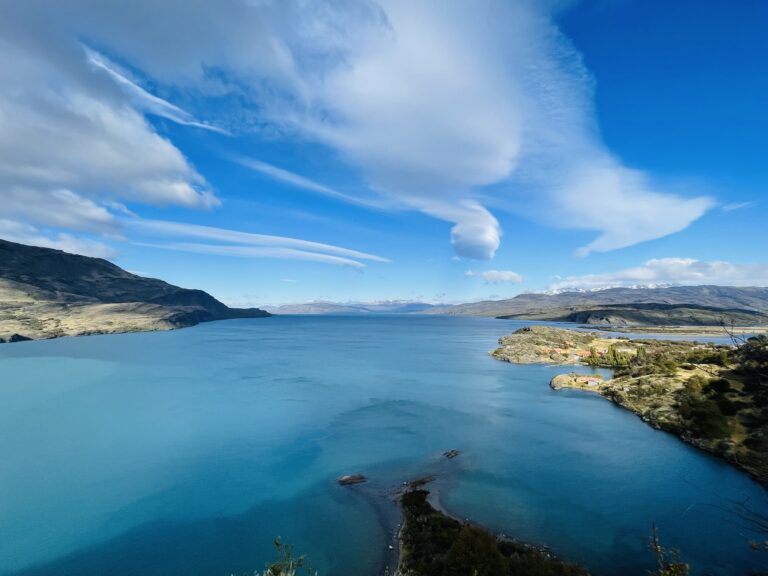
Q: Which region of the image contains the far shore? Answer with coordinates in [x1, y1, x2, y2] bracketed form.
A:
[491, 325, 768, 487]
[588, 324, 768, 336]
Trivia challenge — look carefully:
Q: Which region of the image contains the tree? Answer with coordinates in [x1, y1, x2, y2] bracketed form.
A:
[735, 335, 768, 383]
[606, 344, 630, 368]
[264, 538, 314, 576]
[648, 525, 690, 576]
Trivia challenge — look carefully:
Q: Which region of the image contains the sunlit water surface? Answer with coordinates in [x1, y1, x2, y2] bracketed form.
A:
[0, 316, 765, 575]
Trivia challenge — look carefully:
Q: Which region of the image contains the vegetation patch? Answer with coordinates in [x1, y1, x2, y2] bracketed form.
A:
[493, 326, 768, 485]
[398, 490, 589, 576]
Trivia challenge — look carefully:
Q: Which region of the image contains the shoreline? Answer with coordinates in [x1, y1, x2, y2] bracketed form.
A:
[550, 374, 768, 489]
[587, 324, 768, 336]
[0, 313, 273, 345]
[396, 487, 589, 576]
[492, 325, 767, 488]
[342, 455, 588, 576]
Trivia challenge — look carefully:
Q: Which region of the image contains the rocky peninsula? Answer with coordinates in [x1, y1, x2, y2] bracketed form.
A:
[492, 326, 768, 486]
[397, 489, 589, 576]
[341, 451, 591, 576]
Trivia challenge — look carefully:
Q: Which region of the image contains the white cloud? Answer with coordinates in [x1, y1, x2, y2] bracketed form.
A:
[127, 219, 389, 264]
[721, 201, 757, 212]
[551, 163, 714, 255]
[0, 189, 117, 234]
[0, 79, 214, 208]
[424, 201, 501, 260]
[83, 47, 229, 134]
[0, 219, 115, 258]
[547, 258, 768, 291]
[135, 242, 367, 268]
[466, 269, 524, 284]
[0, 0, 714, 259]
[0, 2, 220, 255]
[235, 156, 387, 209]
[225, 0, 710, 258]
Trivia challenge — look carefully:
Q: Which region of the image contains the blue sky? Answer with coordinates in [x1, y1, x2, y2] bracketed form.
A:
[0, 0, 765, 306]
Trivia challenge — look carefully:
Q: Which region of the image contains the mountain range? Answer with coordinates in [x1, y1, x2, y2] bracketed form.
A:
[266, 301, 436, 315]
[268, 285, 768, 326]
[424, 285, 768, 325]
[2, 237, 767, 341]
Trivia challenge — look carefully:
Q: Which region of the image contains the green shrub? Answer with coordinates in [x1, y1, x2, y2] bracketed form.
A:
[679, 395, 730, 439]
[400, 490, 589, 576]
[716, 397, 740, 416]
[685, 375, 706, 394]
[648, 525, 690, 576]
[708, 379, 731, 395]
[744, 432, 768, 452]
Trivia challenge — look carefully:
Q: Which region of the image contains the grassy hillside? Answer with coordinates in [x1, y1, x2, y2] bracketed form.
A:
[0, 239, 270, 341]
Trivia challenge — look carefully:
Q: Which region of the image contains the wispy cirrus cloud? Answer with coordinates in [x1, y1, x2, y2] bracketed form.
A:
[128, 219, 388, 262]
[721, 201, 758, 212]
[128, 219, 389, 268]
[547, 258, 768, 291]
[83, 47, 229, 134]
[135, 241, 369, 268]
[234, 156, 387, 209]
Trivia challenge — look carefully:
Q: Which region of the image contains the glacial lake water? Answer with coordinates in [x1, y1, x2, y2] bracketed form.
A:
[0, 315, 766, 576]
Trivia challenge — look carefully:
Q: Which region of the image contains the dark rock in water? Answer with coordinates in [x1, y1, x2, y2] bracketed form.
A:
[338, 474, 367, 486]
[9, 334, 32, 342]
[443, 449, 460, 459]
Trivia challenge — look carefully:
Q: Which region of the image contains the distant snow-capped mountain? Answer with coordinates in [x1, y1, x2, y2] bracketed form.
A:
[266, 300, 436, 315]
[541, 283, 681, 295]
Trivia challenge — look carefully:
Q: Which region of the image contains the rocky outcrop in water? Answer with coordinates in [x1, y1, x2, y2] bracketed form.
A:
[338, 474, 367, 486]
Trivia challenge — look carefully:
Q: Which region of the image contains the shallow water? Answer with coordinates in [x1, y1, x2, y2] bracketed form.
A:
[0, 316, 765, 575]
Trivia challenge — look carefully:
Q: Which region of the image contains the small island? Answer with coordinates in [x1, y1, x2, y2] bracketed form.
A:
[492, 326, 768, 486]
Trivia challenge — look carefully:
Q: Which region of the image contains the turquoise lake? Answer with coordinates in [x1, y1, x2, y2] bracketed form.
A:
[1, 316, 766, 575]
